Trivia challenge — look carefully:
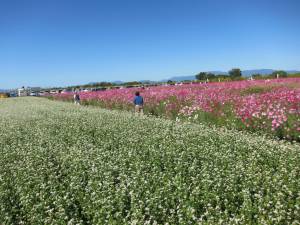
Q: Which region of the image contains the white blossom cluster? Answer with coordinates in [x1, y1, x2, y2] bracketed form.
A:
[0, 97, 300, 224]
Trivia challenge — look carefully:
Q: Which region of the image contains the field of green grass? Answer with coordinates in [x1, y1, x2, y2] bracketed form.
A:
[0, 97, 300, 224]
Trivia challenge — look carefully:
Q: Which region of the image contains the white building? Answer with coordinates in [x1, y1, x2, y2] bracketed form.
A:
[18, 87, 41, 97]
[18, 88, 28, 97]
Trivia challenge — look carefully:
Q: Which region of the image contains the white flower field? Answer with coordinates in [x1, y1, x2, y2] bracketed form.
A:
[0, 97, 300, 224]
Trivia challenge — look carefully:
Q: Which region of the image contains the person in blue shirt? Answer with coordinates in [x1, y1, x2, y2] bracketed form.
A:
[133, 91, 144, 115]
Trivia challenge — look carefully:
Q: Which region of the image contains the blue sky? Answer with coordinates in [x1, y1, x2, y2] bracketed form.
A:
[1, 0, 300, 88]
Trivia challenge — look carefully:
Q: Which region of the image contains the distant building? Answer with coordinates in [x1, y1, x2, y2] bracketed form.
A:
[50, 90, 58, 94]
[18, 87, 41, 97]
[18, 87, 28, 97]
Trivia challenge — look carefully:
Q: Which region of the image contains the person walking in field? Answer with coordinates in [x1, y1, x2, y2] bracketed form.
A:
[133, 91, 144, 115]
[74, 91, 80, 105]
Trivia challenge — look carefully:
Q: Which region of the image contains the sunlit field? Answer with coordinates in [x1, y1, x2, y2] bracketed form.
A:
[0, 97, 299, 224]
[52, 78, 300, 141]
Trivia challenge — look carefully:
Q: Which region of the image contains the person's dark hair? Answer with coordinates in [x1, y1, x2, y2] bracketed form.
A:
[135, 91, 140, 96]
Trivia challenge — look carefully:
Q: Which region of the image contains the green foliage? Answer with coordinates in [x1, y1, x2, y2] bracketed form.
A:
[246, 72, 299, 80]
[252, 73, 263, 79]
[195, 69, 243, 81]
[240, 86, 274, 95]
[123, 81, 142, 86]
[229, 68, 242, 78]
[195, 72, 207, 80]
[206, 73, 215, 79]
[289, 73, 300, 78]
[0, 98, 300, 224]
[195, 72, 216, 81]
[271, 70, 288, 78]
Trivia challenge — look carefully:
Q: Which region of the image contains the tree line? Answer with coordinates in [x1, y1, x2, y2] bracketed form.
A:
[195, 68, 291, 81]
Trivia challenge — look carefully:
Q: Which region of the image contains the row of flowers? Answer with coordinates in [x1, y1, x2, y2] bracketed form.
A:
[52, 78, 300, 141]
